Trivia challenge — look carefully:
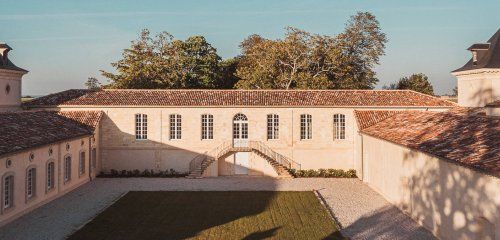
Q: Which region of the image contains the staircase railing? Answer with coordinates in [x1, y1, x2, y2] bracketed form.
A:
[248, 141, 302, 170]
[188, 140, 301, 176]
[188, 141, 233, 173]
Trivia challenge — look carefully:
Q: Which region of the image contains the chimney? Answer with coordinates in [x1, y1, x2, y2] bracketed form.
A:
[0, 43, 12, 66]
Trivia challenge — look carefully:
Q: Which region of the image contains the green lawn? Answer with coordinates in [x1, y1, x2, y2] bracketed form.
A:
[69, 191, 344, 240]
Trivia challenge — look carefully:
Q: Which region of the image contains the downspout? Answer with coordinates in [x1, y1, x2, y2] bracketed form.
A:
[88, 135, 92, 181]
[360, 133, 364, 181]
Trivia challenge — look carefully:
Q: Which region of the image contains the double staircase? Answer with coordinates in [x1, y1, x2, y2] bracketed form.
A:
[187, 141, 301, 179]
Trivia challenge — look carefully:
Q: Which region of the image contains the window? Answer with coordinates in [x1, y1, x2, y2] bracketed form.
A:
[333, 114, 346, 140]
[300, 114, 312, 140]
[3, 175, 13, 209]
[135, 114, 148, 140]
[64, 156, 71, 182]
[5, 84, 10, 95]
[169, 114, 182, 140]
[201, 114, 214, 140]
[47, 162, 55, 191]
[26, 168, 36, 199]
[79, 151, 86, 175]
[91, 148, 97, 169]
[267, 114, 279, 140]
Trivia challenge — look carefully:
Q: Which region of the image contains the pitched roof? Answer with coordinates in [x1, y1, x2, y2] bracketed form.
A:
[360, 108, 500, 177]
[0, 111, 102, 157]
[0, 43, 28, 73]
[24, 89, 455, 108]
[57, 111, 103, 131]
[453, 29, 500, 72]
[354, 110, 403, 130]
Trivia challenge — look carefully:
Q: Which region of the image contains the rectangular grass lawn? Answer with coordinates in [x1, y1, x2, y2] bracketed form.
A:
[69, 191, 344, 240]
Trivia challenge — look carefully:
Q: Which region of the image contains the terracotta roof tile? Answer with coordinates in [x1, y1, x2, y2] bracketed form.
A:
[57, 111, 103, 131]
[360, 108, 500, 176]
[354, 110, 404, 130]
[24, 89, 456, 107]
[0, 111, 102, 157]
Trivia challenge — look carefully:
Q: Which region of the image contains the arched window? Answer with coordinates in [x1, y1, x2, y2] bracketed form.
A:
[135, 114, 148, 140]
[64, 155, 72, 182]
[233, 113, 248, 121]
[47, 162, 55, 191]
[3, 174, 14, 210]
[79, 151, 86, 176]
[333, 114, 346, 140]
[267, 114, 279, 140]
[300, 114, 312, 140]
[26, 167, 36, 200]
[169, 114, 182, 140]
[201, 114, 214, 140]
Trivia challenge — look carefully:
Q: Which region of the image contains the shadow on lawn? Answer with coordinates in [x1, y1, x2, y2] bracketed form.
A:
[69, 191, 344, 240]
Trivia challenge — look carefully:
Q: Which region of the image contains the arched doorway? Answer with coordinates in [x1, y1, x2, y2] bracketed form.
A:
[233, 113, 248, 147]
[233, 113, 249, 175]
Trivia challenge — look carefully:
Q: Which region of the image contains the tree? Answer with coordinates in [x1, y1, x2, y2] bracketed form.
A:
[235, 12, 387, 89]
[101, 29, 224, 89]
[84, 77, 101, 90]
[451, 86, 458, 96]
[392, 73, 434, 95]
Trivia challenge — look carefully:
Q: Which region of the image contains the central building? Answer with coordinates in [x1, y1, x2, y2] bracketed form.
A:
[26, 89, 455, 178]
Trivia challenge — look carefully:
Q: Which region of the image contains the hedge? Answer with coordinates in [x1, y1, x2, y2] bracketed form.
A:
[98, 169, 188, 178]
[289, 169, 357, 178]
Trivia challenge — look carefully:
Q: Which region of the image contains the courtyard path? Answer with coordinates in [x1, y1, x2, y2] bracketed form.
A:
[0, 177, 436, 240]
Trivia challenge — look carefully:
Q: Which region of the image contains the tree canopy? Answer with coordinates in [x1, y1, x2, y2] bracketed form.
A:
[102, 29, 225, 89]
[385, 73, 435, 95]
[102, 12, 387, 90]
[235, 12, 387, 89]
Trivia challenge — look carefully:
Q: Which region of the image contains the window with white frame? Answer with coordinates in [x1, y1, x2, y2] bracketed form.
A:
[135, 114, 148, 140]
[64, 156, 71, 182]
[47, 162, 55, 191]
[300, 114, 312, 140]
[201, 114, 213, 140]
[267, 114, 279, 140]
[26, 168, 36, 199]
[79, 151, 86, 175]
[333, 114, 346, 140]
[169, 114, 182, 140]
[3, 175, 13, 209]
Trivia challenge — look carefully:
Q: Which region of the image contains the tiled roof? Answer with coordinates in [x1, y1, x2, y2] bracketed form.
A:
[24, 89, 456, 107]
[0, 111, 102, 157]
[354, 110, 403, 130]
[57, 111, 103, 131]
[360, 108, 500, 176]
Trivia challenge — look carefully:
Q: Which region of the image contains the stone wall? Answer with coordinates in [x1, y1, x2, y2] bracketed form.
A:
[361, 134, 499, 240]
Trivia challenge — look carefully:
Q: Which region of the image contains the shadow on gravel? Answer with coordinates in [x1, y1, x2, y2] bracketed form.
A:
[340, 205, 436, 240]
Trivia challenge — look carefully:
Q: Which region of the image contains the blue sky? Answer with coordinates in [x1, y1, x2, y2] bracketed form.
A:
[2, 0, 499, 95]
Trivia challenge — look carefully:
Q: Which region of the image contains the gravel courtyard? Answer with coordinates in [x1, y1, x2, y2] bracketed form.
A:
[0, 177, 436, 240]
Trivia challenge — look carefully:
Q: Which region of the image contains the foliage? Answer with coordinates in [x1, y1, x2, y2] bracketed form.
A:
[289, 168, 357, 178]
[451, 86, 458, 96]
[99, 169, 187, 178]
[102, 29, 227, 89]
[84, 77, 102, 90]
[235, 12, 387, 90]
[390, 73, 434, 95]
